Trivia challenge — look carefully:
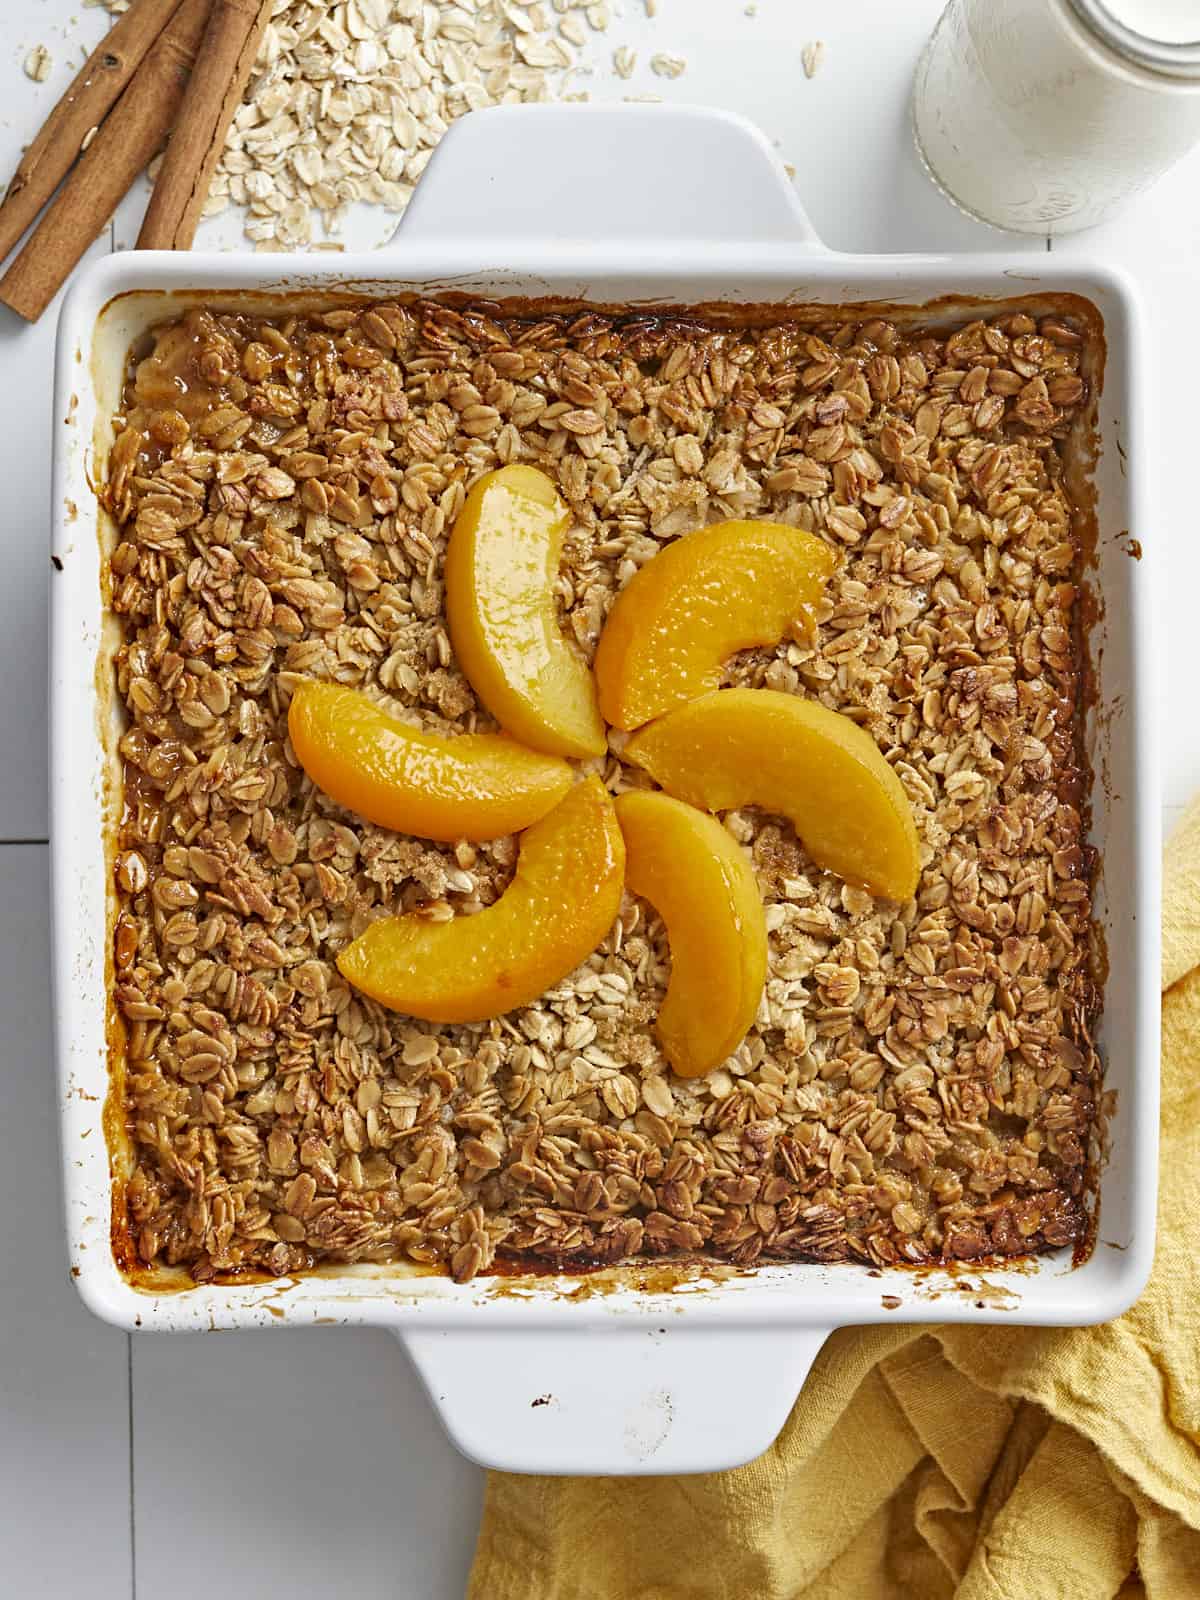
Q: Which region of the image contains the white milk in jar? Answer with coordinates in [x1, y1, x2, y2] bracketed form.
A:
[912, 0, 1200, 233]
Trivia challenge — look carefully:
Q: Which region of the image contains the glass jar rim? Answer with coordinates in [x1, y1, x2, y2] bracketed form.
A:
[1067, 0, 1200, 78]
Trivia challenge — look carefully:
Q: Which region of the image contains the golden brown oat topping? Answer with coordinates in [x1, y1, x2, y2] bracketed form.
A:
[106, 298, 1100, 1284]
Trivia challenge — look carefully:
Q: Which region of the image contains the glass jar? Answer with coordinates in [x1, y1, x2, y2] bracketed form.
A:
[912, 0, 1200, 233]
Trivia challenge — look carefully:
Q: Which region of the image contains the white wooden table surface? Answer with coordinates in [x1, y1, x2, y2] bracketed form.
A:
[0, 2, 1186, 1595]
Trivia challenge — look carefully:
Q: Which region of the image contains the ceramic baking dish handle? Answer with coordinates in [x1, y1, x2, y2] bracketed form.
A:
[400, 1322, 830, 1475]
[396, 102, 822, 249]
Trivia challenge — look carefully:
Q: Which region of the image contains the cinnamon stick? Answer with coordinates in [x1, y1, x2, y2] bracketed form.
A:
[0, 0, 212, 323]
[0, 0, 186, 266]
[137, 0, 273, 251]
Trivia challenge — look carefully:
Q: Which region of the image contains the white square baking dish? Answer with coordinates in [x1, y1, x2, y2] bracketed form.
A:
[51, 104, 1159, 1476]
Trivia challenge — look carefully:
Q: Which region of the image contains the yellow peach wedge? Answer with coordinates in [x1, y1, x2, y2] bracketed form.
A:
[594, 519, 836, 730]
[288, 681, 572, 843]
[445, 464, 606, 759]
[337, 777, 624, 1022]
[624, 689, 920, 903]
[615, 790, 767, 1079]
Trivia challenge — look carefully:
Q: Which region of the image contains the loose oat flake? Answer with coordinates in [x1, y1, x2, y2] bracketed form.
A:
[24, 45, 53, 83]
[612, 45, 637, 79]
[650, 51, 687, 79]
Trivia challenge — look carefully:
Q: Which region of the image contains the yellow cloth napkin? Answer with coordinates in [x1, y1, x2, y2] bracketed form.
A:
[469, 803, 1200, 1600]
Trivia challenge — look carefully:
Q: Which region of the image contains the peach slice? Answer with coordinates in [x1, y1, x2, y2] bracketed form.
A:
[445, 464, 606, 759]
[594, 519, 836, 730]
[615, 790, 767, 1079]
[288, 681, 572, 843]
[624, 689, 920, 902]
[337, 777, 624, 1022]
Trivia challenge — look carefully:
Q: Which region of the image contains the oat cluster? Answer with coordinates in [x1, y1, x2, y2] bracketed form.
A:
[107, 298, 1100, 1285]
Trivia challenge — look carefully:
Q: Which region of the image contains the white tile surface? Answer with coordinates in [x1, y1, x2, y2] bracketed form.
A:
[0, 846, 131, 1599]
[132, 1331, 482, 1600]
[0, 2, 117, 842]
[0, 238, 112, 842]
[1079, 153, 1199, 813]
[0, 0, 1192, 1592]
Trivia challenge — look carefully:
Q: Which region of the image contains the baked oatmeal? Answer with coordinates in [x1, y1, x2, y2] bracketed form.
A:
[105, 297, 1101, 1284]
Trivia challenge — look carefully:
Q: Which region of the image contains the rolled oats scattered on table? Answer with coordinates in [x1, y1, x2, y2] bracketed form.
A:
[104, 0, 637, 249]
[106, 298, 1101, 1285]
